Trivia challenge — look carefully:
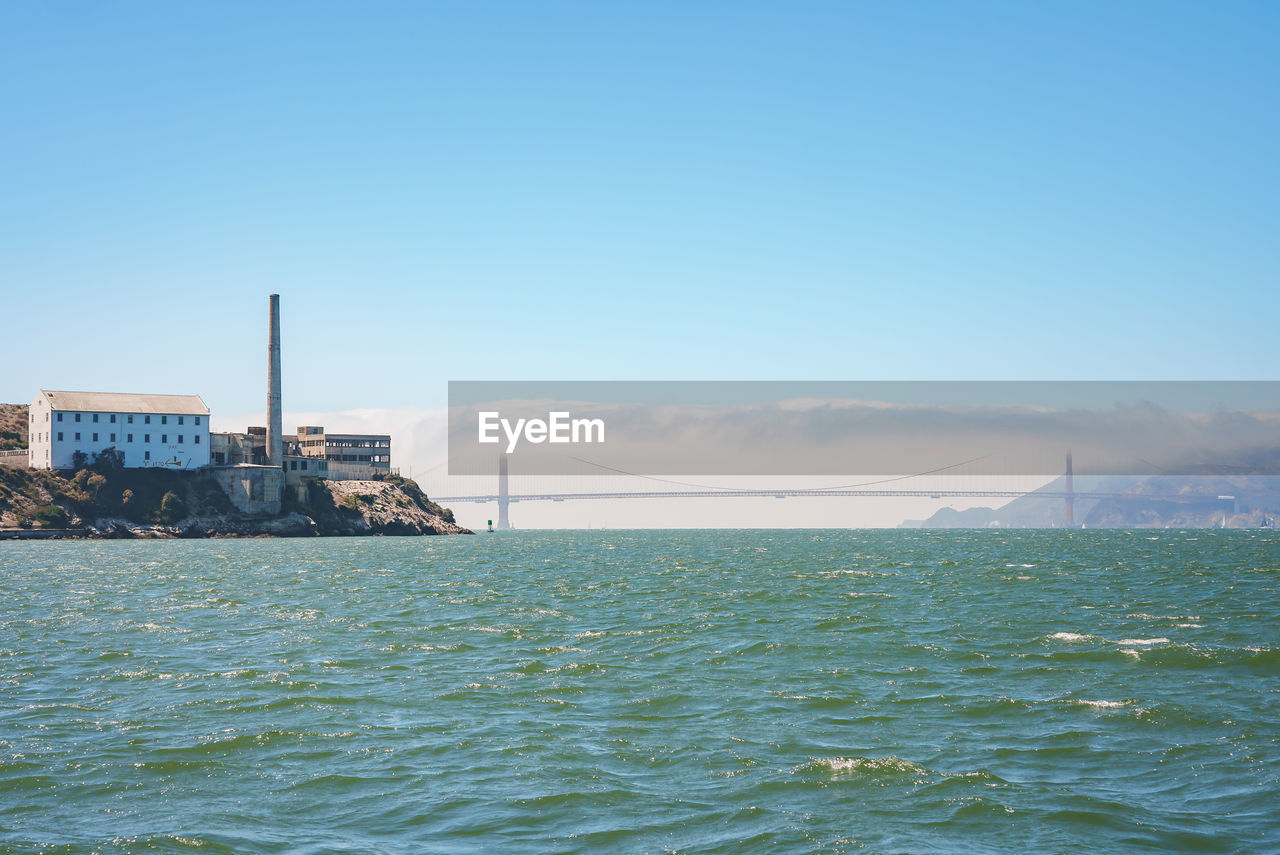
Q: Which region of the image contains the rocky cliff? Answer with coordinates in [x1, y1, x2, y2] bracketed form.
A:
[0, 465, 471, 538]
[301, 476, 472, 536]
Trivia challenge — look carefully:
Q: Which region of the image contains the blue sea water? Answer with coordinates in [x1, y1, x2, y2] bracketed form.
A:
[1, 530, 1277, 853]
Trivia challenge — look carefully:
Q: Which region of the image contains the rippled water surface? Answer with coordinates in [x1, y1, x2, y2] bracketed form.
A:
[2, 530, 1278, 853]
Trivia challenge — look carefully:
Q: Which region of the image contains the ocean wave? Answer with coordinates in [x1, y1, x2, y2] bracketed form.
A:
[378, 642, 472, 653]
[1141, 643, 1280, 670]
[1064, 698, 1135, 709]
[798, 755, 929, 780]
[1046, 632, 1100, 642]
[940, 769, 1007, 783]
[1045, 632, 1173, 649]
[946, 797, 1017, 819]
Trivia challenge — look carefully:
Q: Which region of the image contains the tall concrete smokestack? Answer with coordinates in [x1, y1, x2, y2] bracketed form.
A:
[267, 294, 283, 468]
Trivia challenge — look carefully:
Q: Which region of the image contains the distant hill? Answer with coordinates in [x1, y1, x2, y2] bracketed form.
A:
[0, 403, 27, 450]
[1083, 475, 1280, 528]
[902, 475, 1280, 529]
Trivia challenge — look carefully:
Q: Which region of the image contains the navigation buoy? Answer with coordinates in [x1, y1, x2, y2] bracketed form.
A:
[487, 519, 494, 533]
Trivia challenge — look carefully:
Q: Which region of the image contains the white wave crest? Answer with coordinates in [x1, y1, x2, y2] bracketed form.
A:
[1047, 632, 1097, 642]
[1069, 698, 1133, 709]
[804, 755, 928, 777]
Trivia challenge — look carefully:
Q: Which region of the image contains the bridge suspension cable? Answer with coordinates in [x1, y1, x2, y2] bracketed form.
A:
[563, 454, 993, 494]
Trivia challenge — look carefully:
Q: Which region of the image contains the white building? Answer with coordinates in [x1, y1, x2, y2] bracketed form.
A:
[28, 390, 211, 471]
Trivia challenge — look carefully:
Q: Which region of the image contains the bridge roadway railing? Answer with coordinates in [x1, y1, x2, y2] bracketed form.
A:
[430, 489, 1231, 504]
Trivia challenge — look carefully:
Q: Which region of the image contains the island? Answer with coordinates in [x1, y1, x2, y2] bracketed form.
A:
[1, 403, 469, 539]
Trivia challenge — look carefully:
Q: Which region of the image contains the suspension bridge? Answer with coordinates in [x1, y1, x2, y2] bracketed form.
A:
[428, 454, 1237, 529]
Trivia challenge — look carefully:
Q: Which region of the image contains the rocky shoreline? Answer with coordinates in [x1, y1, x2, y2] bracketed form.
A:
[1, 511, 472, 539]
[0, 467, 472, 539]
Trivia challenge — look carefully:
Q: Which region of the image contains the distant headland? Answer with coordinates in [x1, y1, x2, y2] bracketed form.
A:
[1, 294, 470, 539]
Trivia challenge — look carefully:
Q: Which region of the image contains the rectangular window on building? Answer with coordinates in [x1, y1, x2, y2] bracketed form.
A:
[75, 413, 81, 422]
[110, 414, 116, 423]
[194, 435, 200, 444]
[195, 416, 201, 425]
[144, 434, 150, 443]
[127, 434, 133, 443]
[93, 414, 99, 423]
[290, 460, 297, 470]
[110, 433, 116, 442]
[93, 432, 98, 442]
[178, 435, 184, 444]
[161, 416, 167, 425]
[301, 460, 307, 470]
[57, 412, 63, 422]
[75, 432, 80, 440]
[145, 415, 151, 424]
[145, 451, 150, 461]
[57, 432, 63, 441]
[162, 434, 167, 443]
[128, 415, 133, 424]
[178, 416, 184, 425]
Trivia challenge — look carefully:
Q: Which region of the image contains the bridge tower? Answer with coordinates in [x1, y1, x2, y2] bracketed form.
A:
[497, 455, 511, 530]
[1065, 451, 1075, 527]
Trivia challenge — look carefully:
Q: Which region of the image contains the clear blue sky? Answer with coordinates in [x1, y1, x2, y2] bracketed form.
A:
[3, 1, 1277, 416]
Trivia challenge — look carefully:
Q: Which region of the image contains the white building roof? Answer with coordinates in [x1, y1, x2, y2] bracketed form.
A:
[39, 390, 210, 416]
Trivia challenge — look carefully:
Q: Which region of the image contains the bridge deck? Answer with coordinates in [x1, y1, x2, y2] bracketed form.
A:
[431, 489, 1237, 504]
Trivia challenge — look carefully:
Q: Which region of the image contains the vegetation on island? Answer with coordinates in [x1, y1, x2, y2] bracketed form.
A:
[0, 447, 231, 530]
[0, 444, 466, 537]
[284, 470, 460, 536]
[0, 402, 28, 451]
